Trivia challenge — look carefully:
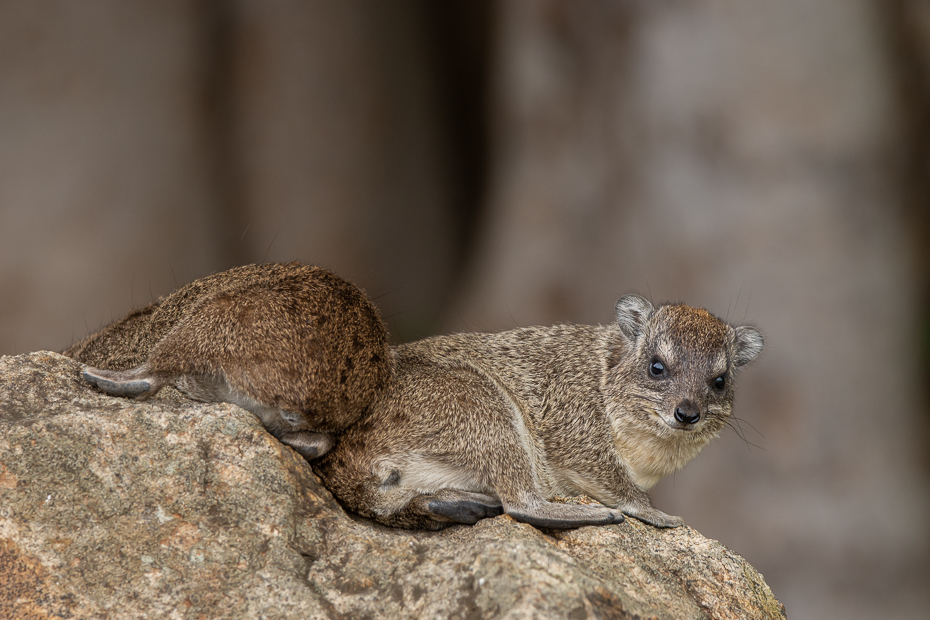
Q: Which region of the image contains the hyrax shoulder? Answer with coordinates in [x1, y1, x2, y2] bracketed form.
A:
[316, 294, 762, 531]
[68, 262, 390, 460]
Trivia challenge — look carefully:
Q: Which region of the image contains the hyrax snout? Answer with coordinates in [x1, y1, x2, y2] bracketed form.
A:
[67, 263, 390, 460]
[315, 293, 763, 530]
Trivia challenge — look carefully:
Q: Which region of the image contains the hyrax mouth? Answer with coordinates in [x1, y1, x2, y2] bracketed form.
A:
[658, 416, 702, 432]
[664, 418, 702, 432]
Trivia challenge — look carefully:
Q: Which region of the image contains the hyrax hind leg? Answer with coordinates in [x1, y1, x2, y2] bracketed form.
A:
[83, 361, 334, 460]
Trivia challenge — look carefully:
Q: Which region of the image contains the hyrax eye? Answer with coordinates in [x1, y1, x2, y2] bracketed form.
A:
[713, 375, 726, 390]
[649, 359, 666, 377]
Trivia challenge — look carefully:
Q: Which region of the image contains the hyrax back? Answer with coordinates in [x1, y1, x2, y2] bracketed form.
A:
[67, 263, 390, 459]
[315, 294, 762, 530]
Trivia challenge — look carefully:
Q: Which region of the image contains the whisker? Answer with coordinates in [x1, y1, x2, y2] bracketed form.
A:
[262, 227, 280, 263]
[734, 285, 743, 322]
[742, 287, 752, 324]
[629, 391, 663, 405]
[724, 419, 765, 451]
[505, 302, 520, 328]
[730, 415, 765, 439]
[369, 289, 400, 302]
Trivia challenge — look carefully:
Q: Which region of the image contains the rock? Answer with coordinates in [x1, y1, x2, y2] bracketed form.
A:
[0, 352, 785, 619]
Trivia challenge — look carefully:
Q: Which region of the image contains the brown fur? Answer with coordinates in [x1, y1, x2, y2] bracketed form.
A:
[70, 267, 763, 531]
[66, 263, 390, 459]
[315, 295, 763, 530]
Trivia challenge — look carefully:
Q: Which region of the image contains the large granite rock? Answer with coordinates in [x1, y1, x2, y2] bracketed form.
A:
[0, 352, 785, 619]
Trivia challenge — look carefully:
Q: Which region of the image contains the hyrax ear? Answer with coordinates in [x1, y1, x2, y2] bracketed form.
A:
[614, 294, 655, 340]
[732, 325, 764, 366]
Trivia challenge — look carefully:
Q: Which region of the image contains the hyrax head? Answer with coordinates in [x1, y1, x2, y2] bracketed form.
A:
[610, 294, 763, 439]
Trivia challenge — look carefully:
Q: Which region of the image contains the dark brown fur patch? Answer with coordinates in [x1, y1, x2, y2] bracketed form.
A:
[67, 263, 391, 434]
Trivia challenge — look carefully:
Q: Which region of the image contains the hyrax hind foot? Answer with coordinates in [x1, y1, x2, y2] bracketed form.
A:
[278, 431, 335, 460]
[381, 490, 504, 529]
[421, 490, 504, 524]
[82, 365, 164, 398]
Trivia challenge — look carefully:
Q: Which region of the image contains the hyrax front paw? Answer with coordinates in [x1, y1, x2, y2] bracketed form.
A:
[505, 500, 625, 529]
[626, 506, 684, 528]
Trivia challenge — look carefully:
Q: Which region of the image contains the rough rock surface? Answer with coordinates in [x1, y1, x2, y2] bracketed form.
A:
[0, 352, 786, 619]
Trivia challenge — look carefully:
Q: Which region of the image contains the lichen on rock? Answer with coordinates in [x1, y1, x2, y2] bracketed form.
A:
[0, 352, 785, 619]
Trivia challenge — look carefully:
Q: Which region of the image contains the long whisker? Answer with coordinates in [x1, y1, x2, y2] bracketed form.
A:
[724, 419, 765, 451]
[730, 415, 765, 439]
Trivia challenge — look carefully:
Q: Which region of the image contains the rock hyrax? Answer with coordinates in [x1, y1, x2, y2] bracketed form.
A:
[67, 263, 390, 459]
[314, 294, 763, 530]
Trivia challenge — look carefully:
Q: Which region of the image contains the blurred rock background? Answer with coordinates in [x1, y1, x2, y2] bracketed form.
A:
[1, 1, 928, 618]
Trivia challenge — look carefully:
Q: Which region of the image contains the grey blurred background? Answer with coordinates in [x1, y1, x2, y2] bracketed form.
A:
[2, 1, 929, 618]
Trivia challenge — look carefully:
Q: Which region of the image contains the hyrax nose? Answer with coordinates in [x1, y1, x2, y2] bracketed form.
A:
[673, 400, 701, 425]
